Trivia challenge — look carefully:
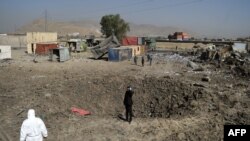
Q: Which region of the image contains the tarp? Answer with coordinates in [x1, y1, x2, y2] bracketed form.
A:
[90, 35, 120, 59]
[71, 107, 91, 116]
[122, 36, 138, 46]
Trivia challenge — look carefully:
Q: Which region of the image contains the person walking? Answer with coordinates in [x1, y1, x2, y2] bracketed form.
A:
[20, 109, 48, 141]
[147, 54, 150, 62]
[123, 86, 134, 124]
[149, 55, 153, 66]
[141, 56, 145, 67]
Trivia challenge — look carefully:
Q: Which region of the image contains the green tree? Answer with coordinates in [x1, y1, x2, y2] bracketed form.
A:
[100, 14, 130, 41]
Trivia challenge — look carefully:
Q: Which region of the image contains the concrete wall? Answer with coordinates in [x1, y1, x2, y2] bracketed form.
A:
[0, 45, 11, 59]
[27, 32, 57, 54]
[0, 35, 26, 48]
[156, 42, 195, 51]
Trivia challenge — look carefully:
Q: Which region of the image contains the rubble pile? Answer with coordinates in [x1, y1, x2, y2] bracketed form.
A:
[152, 53, 191, 64]
[191, 43, 250, 78]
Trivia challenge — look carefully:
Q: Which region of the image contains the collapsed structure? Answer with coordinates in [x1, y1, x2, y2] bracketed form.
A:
[90, 35, 120, 59]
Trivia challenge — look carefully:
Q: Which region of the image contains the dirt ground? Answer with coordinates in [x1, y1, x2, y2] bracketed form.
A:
[0, 48, 250, 141]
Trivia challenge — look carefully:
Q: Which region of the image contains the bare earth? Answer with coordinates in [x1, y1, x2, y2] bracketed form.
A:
[0, 49, 249, 141]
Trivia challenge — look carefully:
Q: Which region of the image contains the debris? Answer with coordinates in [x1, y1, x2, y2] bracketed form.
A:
[202, 76, 210, 82]
[16, 109, 25, 116]
[187, 61, 204, 71]
[193, 83, 206, 87]
[178, 133, 186, 140]
[90, 35, 120, 59]
[71, 107, 91, 116]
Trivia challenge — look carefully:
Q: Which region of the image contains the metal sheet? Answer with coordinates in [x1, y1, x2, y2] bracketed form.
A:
[232, 43, 247, 53]
[108, 47, 132, 62]
[36, 43, 57, 55]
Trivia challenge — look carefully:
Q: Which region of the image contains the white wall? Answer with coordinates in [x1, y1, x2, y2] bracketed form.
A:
[0, 46, 11, 59]
[0, 35, 26, 48]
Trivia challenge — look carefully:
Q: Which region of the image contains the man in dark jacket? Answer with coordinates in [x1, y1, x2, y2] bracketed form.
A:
[124, 86, 134, 123]
[141, 56, 145, 67]
[134, 56, 138, 65]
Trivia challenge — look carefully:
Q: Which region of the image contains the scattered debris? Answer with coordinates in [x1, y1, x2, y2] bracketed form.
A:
[202, 76, 210, 82]
[193, 83, 206, 87]
[187, 61, 204, 71]
[71, 107, 91, 116]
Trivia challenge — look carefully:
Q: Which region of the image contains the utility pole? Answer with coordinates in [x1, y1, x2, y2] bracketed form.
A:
[45, 9, 47, 32]
[14, 24, 17, 32]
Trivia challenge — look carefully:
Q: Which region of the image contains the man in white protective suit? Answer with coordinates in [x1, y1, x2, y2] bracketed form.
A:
[20, 109, 48, 141]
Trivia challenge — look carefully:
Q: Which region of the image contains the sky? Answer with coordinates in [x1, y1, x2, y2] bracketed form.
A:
[0, 0, 250, 38]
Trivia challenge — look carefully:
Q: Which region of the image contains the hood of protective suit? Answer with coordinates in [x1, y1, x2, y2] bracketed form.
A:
[27, 109, 35, 119]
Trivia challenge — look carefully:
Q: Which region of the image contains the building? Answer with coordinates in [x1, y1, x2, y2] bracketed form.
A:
[125, 45, 146, 56]
[122, 36, 138, 46]
[27, 32, 57, 54]
[173, 32, 190, 41]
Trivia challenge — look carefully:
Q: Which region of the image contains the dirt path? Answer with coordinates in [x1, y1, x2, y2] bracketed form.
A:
[49, 114, 212, 141]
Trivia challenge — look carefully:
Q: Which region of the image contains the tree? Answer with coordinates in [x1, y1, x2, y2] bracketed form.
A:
[100, 14, 130, 41]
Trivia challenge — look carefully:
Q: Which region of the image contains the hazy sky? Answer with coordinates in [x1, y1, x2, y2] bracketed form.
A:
[0, 0, 249, 38]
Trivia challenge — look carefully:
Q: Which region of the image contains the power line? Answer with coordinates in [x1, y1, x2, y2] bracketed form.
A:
[87, 0, 153, 14]
[45, 9, 47, 32]
[121, 0, 203, 15]
[82, 0, 203, 20]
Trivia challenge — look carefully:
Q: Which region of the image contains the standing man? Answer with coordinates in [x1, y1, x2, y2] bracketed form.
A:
[141, 56, 145, 67]
[134, 56, 138, 65]
[147, 54, 150, 62]
[149, 55, 153, 66]
[124, 86, 134, 123]
[20, 109, 48, 141]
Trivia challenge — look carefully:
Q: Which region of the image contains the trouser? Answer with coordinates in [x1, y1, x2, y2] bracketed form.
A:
[125, 105, 132, 122]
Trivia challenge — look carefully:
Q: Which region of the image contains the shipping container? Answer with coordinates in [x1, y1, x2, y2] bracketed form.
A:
[122, 36, 138, 46]
[35, 43, 58, 55]
[108, 47, 132, 62]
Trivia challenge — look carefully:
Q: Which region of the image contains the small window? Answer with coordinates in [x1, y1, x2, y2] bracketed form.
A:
[0, 49, 1, 53]
[137, 47, 139, 51]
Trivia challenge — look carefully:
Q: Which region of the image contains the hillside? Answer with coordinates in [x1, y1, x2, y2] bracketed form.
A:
[17, 19, 194, 37]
